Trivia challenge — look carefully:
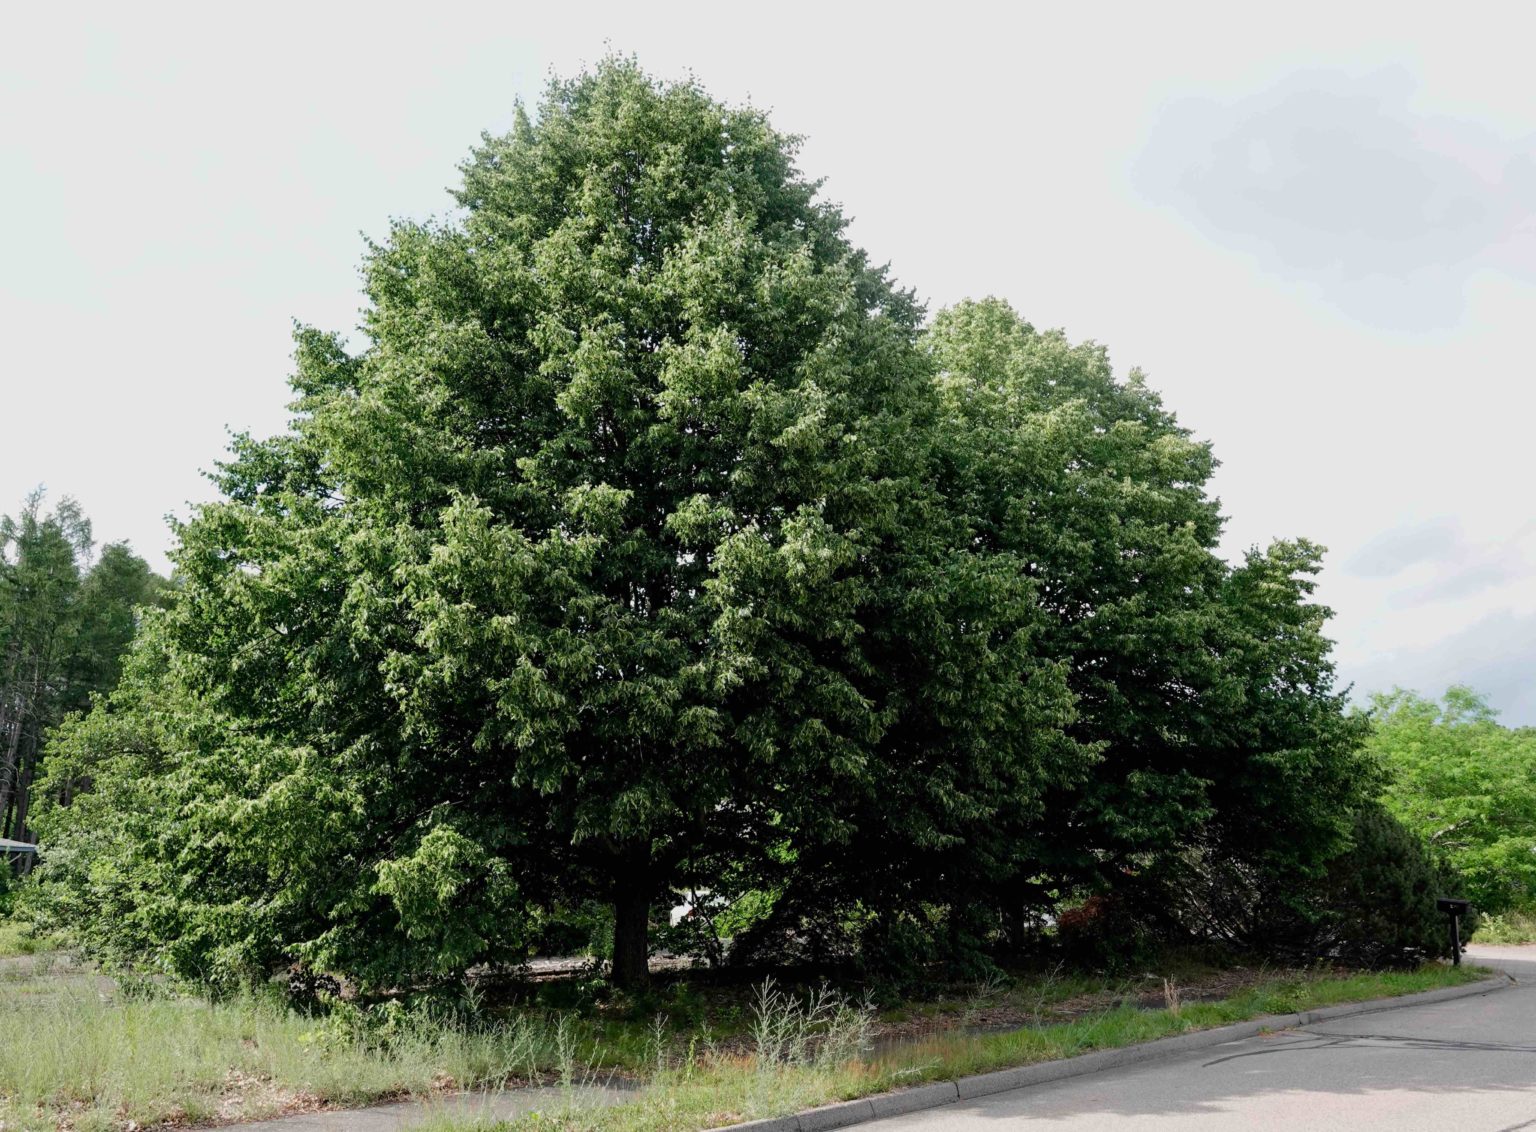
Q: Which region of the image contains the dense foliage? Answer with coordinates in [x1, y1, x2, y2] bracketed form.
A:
[1368, 687, 1536, 914]
[32, 60, 1387, 990]
[1143, 801, 1462, 966]
[1317, 803, 1468, 965]
[0, 492, 164, 848]
[726, 300, 1373, 974]
[927, 304, 1370, 933]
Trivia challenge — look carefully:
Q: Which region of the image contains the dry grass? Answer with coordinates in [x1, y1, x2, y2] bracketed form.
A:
[0, 961, 573, 1132]
[0, 953, 1488, 1132]
[422, 964, 1491, 1132]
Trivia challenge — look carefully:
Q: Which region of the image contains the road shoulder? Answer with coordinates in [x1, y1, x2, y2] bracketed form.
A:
[714, 973, 1511, 1132]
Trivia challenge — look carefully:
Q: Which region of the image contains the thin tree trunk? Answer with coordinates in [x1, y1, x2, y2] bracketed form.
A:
[13, 728, 38, 845]
[1003, 901, 1027, 956]
[0, 658, 43, 840]
[0, 694, 24, 829]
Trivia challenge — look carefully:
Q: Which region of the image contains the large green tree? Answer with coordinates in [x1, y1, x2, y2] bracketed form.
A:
[36, 61, 1089, 989]
[35, 65, 1378, 990]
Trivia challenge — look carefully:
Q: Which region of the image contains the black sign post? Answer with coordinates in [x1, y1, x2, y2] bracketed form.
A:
[1437, 897, 1470, 967]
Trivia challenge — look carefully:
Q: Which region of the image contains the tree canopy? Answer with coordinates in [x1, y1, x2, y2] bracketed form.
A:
[33, 59, 1381, 989]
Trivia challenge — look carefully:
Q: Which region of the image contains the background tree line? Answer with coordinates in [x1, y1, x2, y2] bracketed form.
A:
[0, 492, 164, 851]
[1368, 687, 1536, 925]
[20, 59, 1482, 990]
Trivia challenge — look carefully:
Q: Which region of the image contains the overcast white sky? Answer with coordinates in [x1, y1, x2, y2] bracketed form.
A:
[4, 2, 1534, 720]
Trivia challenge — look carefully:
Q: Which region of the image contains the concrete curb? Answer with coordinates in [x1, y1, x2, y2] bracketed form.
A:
[709, 974, 1510, 1131]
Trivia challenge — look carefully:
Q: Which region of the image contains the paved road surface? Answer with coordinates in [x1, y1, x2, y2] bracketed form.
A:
[866, 945, 1536, 1131]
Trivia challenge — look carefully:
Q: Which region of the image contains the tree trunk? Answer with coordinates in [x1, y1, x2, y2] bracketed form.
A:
[0, 696, 24, 831]
[0, 655, 42, 837]
[1003, 901, 1027, 956]
[610, 858, 652, 989]
[12, 729, 37, 846]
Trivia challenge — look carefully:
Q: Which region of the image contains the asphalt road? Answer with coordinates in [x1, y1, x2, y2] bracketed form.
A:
[865, 945, 1536, 1131]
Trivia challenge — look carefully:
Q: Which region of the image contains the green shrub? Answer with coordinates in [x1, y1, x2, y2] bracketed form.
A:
[1145, 804, 1467, 967]
[1316, 804, 1474, 964]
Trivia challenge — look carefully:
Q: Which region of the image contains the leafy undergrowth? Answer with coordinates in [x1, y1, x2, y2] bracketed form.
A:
[1471, 910, 1536, 945]
[0, 954, 1488, 1132]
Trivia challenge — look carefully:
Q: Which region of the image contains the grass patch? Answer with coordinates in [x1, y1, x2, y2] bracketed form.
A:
[0, 960, 1488, 1132]
[0, 971, 602, 1132]
[453, 964, 1490, 1132]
